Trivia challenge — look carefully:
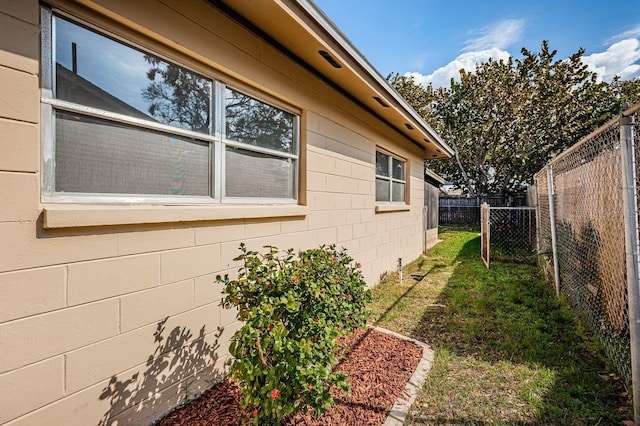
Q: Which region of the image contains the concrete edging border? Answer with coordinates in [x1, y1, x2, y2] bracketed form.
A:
[368, 326, 435, 426]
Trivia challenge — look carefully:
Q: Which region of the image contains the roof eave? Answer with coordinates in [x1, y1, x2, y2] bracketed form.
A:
[295, 0, 453, 157]
[425, 168, 446, 185]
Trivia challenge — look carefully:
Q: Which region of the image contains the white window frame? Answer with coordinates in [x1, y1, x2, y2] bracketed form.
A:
[219, 85, 300, 204]
[375, 148, 407, 204]
[40, 8, 299, 205]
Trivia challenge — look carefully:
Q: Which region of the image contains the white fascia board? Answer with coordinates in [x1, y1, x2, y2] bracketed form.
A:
[294, 0, 453, 157]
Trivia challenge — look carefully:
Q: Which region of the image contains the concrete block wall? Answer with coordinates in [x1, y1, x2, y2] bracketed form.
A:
[0, 0, 430, 424]
[305, 111, 425, 285]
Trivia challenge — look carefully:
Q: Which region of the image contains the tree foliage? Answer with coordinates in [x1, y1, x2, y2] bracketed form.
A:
[390, 41, 629, 194]
[142, 56, 294, 153]
[142, 55, 211, 133]
[225, 89, 294, 153]
[611, 77, 640, 107]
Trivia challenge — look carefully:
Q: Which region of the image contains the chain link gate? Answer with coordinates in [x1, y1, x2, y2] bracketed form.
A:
[480, 203, 537, 268]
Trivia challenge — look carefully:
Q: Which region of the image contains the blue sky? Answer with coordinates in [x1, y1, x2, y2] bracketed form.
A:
[314, 0, 640, 87]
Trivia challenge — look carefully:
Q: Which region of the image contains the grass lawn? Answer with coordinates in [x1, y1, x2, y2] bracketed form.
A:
[369, 226, 632, 425]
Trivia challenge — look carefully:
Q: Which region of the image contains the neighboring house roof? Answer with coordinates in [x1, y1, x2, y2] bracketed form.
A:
[56, 64, 155, 121]
[425, 168, 445, 186]
[212, 0, 453, 160]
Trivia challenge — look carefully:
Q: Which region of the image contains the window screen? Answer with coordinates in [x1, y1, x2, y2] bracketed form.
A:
[55, 111, 210, 196]
[224, 88, 298, 201]
[225, 147, 296, 199]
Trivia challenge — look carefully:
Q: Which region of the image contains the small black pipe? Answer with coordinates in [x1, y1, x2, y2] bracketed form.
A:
[72, 42, 77, 74]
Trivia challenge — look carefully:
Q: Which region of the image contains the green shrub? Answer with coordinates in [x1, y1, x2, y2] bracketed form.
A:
[218, 243, 371, 424]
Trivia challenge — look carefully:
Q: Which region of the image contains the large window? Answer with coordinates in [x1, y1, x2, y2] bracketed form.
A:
[375, 149, 406, 203]
[41, 10, 299, 203]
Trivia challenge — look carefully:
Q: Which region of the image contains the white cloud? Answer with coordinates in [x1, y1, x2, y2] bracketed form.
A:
[403, 18, 639, 89]
[405, 48, 510, 88]
[606, 24, 640, 44]
[463, 19, 524, 52]
[403, 18, 521, 88]
[583, 38, 640, 82]
[410, 53, 429, 70]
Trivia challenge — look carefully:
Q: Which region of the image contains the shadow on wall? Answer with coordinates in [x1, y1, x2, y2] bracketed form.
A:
[98, 318, 227, 426]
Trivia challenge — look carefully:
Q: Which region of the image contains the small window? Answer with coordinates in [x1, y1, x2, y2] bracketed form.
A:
[41, 10, 299, 204]
[376, 149, 406, 203]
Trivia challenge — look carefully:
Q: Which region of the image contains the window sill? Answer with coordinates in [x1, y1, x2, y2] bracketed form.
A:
[375, 204, 410, 213]
[43, 204, 309, 229]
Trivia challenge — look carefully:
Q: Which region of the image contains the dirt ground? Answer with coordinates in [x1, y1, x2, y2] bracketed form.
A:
[156, 327, 422, 425]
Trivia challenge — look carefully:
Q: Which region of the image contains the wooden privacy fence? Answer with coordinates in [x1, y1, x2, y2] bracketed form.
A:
[440, 194, 527, 226]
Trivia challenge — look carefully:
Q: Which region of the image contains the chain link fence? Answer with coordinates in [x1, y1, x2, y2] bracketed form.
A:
[480, 205, 536, 268]
[534, 104, 640, 415]
[491, 207, 537, 263]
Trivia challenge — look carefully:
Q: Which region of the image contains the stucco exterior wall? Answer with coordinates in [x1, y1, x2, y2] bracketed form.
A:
[0, 1, 430, 424]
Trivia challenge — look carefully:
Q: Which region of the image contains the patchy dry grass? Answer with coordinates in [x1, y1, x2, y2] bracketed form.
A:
[369, 227, 631, 425]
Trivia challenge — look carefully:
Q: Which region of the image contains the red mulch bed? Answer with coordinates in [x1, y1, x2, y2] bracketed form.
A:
[156, 328, 423, 425]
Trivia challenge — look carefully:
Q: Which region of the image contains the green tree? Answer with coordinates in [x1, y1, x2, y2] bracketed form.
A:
[386, 72, 441, 130]
[390, 41, 621, 194]
[611, 77, 640, 107]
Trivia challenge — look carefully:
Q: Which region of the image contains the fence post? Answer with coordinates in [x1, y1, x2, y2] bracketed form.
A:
[620, 113, 640, 425]
[480, 203, 490, 268]
[487, 204, 490, 268]
[534, 186, 540, 255]
[546, 165, 561, 297]
[423, 205, 428, 254]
